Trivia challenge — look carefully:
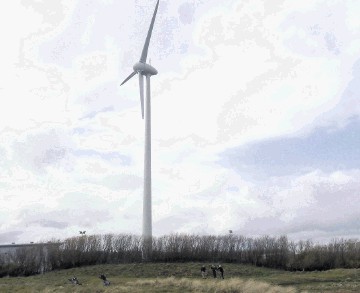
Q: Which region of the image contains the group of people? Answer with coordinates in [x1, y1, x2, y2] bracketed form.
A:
[201, 264, 224, 279]
[68, 274, 110, 286]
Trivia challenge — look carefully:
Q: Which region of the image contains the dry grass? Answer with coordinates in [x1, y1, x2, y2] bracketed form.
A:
[126, 277, 300, 293]
[0, 276, 301, 293]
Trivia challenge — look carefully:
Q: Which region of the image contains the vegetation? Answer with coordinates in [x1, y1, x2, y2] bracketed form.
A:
[0, 263, 359, 292]
[1, 234, 359, 277]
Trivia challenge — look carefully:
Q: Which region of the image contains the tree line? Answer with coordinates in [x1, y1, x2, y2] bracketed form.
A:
[0, 234, 359, 277]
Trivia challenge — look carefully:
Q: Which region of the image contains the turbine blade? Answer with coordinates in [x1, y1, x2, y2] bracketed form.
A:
[139, 74, 144, 119]
[120, 71, 137, 86]
[139, 0, 160, 63]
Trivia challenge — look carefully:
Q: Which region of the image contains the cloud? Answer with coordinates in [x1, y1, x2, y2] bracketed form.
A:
[178, 2, 195, 25]
[316, 59, 360, 126]
[237, 169, 360, 240]
[0, 231, 23, 244]
[19, 208, 112, 230]
[0, 0, 359, 244]
[149, 167, 360, 242]
[220, 118, 360, 178]
[31, 220, 68, 230]
[153, 0, 360, 152]
[12, 127, 74, 173]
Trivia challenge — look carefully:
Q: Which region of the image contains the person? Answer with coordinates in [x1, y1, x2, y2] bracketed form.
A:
[68, 276, 81, 285]
[99, 274, 110, 286]
[210, 265, 217, 278]
[218, 265, 224, 279]
[200, 265, 207, 278]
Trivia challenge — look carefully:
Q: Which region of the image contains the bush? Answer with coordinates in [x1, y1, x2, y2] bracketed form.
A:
[1, 234, 359, 277]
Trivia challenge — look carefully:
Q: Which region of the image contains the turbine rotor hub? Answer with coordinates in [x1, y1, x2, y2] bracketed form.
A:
[133, 62, 158, 76]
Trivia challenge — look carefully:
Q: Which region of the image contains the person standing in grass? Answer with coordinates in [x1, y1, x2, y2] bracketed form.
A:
[210, 265, 217, 278]
[201, 265, 207, 278]
[218, 265, 224, 279]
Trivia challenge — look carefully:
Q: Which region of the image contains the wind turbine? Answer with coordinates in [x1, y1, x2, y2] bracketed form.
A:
[120, 0, 160, 260]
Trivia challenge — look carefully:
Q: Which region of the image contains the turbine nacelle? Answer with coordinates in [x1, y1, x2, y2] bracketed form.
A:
[120, 0, 160, 119]
[133, 62, 158, 76]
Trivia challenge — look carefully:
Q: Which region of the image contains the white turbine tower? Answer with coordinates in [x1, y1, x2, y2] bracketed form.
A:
[120, 0, 160, 260]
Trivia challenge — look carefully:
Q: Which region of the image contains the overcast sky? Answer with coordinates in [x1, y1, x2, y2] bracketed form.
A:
[0, 0, 359, 244]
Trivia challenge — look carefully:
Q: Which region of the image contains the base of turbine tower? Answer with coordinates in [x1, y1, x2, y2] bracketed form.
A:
[141, 236, 152, 261]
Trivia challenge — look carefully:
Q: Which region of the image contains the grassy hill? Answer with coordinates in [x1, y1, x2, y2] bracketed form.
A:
[0, 263, 359, 292]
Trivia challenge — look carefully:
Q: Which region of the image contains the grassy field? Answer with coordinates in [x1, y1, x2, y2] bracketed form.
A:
[0, 263, 359, 292]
